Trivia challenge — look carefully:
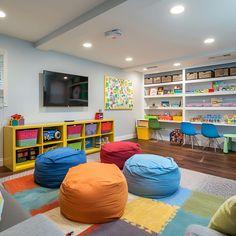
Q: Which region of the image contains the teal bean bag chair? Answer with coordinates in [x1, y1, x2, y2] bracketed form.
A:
[123, 154, 180, 198]
[34, 147, 86, 188]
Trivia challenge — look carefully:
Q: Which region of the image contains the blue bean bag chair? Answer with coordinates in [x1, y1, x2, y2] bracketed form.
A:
[123, 154, 180, 198]
[34, 147, 86, 188]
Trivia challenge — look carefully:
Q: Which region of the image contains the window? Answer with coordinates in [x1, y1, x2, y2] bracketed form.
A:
[0, 50, 7, 107]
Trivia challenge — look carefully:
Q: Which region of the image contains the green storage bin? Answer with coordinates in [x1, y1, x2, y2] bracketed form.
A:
[144, 115, 158, 120]
[68, 141, 82, 150]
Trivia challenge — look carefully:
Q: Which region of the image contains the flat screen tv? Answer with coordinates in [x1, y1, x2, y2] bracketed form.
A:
[43, 70, 88, 107]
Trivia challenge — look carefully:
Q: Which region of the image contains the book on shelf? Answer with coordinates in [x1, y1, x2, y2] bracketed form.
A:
[211, 98, 223, 107]
[149, 88, 157, 96]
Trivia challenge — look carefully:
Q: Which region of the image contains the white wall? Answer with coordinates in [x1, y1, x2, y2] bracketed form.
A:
[0, 34, 143, 164]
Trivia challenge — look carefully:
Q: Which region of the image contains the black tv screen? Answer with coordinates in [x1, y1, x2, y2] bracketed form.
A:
[43, 70, 88, 107]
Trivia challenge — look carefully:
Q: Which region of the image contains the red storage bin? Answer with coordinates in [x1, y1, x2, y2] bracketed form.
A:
[67, 125, 82, 139]
[101, 122, 112, 134]
[16, 129, 38, 147]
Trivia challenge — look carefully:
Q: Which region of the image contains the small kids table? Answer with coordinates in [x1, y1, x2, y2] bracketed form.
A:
[223, 134, 236, 153]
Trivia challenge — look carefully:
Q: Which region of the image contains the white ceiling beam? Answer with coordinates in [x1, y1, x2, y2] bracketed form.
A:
[35, 0, 127, 49]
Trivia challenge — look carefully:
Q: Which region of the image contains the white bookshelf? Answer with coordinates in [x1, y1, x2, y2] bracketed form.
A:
[185, 91, 236, 97]
[144, 94, 182, 98]
[144, 81, 182, 87]
[144, 67, 236, 126]
[185, 75, 236, 84]
[144, 107, 183, 110]
[185, 107, 236, 111]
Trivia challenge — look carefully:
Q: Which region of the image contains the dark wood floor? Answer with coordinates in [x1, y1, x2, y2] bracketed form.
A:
[128, 139, 236, 180]
[0, 140, 236, 180]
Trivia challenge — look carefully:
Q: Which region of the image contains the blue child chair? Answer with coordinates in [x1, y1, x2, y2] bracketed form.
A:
[201, 123, 223, 152]
[180, 122, 199, 149]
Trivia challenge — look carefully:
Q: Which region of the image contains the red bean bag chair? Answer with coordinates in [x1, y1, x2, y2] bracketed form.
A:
[59, 163, 128, 223]
[100, 141, 142, 169]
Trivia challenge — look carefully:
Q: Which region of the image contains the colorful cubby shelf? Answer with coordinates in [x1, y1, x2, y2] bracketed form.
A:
[4, 119, 114, 172]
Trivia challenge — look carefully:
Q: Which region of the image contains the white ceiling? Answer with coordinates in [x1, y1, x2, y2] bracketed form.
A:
[1, 0, 236, 72]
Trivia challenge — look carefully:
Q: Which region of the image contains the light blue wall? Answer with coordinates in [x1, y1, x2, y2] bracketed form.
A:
[0, 34, 143, 163]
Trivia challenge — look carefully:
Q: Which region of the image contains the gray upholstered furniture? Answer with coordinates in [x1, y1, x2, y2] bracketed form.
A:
[0, 214, 64, 236]
[185, 224, 227, 236]
[0, 187, 64, 235]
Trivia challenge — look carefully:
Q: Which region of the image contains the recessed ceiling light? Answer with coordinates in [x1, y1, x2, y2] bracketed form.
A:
[64, 76, 68, 80]
[125, 57, 133, 62]
[170, 5, 185, 14]
[143, 68, 148, 71]
[83, 42, 92, 48]
[173, 62, 181, 67]
[0, 10, 6, 18]
[204, 38, 215, 44]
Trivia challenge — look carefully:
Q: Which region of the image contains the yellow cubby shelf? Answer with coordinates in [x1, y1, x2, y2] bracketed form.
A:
[15, 160, 35, 171]
[85, 147, 101, 155]
[43, 140, 64, 146]
[67, 136, 85, 142]
[15, 144, 42, 150]
[4, 119, 114, 172]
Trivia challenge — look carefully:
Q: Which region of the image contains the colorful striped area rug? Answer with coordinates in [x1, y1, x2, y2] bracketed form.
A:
[1, 173, 231, 236]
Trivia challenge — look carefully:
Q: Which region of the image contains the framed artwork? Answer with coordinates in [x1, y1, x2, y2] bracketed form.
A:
[104, 75, 134, 110]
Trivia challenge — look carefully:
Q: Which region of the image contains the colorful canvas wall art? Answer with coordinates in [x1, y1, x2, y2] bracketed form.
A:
[104, 75, 134, 110]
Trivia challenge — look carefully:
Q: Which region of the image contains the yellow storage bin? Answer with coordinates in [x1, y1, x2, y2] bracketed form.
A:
[136, 127, 151, 140]
[173, 116, 183, 121]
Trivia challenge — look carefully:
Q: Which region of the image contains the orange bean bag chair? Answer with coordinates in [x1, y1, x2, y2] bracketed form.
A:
[59, 162, 128, 224]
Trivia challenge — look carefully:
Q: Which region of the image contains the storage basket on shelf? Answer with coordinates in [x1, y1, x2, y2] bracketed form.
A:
[67, 125, 82, 139]
[161, 75, 172, 83]
[198, 70, 214, 79]
[68, 141, 82, 150]
[101, 122, 112, 134]
[172, 74, 182, 82]
[16, 129, 38, 147]
[85, 124, 97, 136]
[230, 67, 236, 76]
[173, 116, 183, 121]
[144, 78, 153, 84]
[215, 68, 229, 77]
[153, 77, 161, 84]
[186, 72, 198, 80]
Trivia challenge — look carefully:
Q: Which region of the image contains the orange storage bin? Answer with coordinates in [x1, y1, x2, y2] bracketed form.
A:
[101, 122, 112, 134]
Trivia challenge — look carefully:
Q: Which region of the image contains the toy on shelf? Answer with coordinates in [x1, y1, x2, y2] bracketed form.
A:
[16, 147, 39, 163]
[85, 138, 93, 149]
[174, 85, 182, 94]
[10, 114, 24, 126]
[187, 81, 236, 95]
[161, 101, 170, 107]
[43, 129, 61, 141]
[101, 136, 110, 145]
[211, 98, 223, 107]
[224, 114, 236, 124]
[95, 137, 101, 148]
[157, 87, 164, 95]
[95, 109, 103, 120]
[190, 114, 224, 123]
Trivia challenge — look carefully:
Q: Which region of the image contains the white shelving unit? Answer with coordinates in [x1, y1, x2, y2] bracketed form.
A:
[144, 107, 183, 110]
[185, 107, 236, 111]
[144, 94, 182, 98]
[144, 81, 182, 87]
[185, 91, 236, 97]
[144, 65, 236, 126]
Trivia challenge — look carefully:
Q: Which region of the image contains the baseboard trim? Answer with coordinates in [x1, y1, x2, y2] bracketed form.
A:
[115, 133, 136, 141]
